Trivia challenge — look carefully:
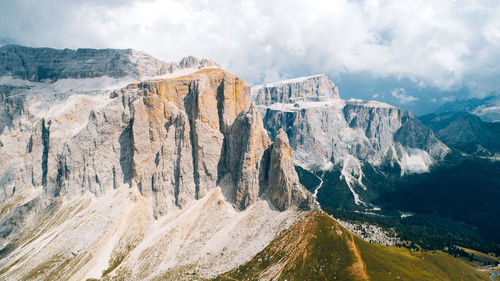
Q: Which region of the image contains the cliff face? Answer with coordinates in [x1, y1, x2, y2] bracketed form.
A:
[0, 66, 312, 213]
[220, 105, 271, 209]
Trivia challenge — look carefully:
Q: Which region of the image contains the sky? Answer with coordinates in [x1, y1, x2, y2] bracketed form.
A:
[1, 0, 499, 114]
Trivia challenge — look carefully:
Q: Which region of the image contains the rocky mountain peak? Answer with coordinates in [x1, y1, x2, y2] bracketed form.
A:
[252, 73, 340, 105]
[220, 104, 316, 211]
[179, 55, 219, 69]
[0, 50, 314, 213]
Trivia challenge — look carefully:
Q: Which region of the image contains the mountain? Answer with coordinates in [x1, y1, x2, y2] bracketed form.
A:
[420, 111, 500, 156]
[0, 46, 492, 280]
[434, 95, 500, 123]
[252, 74, 449, 208]
[0, 46, 315, 280]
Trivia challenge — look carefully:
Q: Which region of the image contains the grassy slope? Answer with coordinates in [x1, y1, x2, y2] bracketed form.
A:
[215, 212, 489, 281]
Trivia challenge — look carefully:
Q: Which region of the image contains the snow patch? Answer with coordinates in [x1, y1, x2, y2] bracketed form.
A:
[347, 98, 395, 108]
[259, 98, 344, 113]
[51, 76, 135, 92]
[150, 67, 219, 80]
[253, 74, 326, 89]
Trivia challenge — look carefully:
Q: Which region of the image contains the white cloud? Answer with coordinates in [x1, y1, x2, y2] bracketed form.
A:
[441, 96, 457, 102]
[0, 0, 499, 96]
[391, 88, 418, 104]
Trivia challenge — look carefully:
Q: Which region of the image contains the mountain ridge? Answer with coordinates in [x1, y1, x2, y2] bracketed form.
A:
[420, 111, 500, 156]
[0, 44, 219, 82]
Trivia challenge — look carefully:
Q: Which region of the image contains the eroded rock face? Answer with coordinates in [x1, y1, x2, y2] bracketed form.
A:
[0, 57, 312, 214]
[179, 55, 220, 69]
[51, 69, 253, 215]
[394, 116, 448, 159]
[220, 105, 272, 210]
[252, 74, 339, 105]
[267, 129, 315, 211]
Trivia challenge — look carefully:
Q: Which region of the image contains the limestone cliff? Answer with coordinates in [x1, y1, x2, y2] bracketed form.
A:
[267, 129, 313, 211]
[42, 68, 253, 215]
[0, 51, 312, 213]
[220, 105, 271, 210]
[220, 107, 315, 211]
[252, 74, 339, 105]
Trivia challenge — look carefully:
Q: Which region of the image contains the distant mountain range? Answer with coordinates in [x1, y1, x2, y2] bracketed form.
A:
[420, 111, 500, 156]
[434, 95, 500, 123]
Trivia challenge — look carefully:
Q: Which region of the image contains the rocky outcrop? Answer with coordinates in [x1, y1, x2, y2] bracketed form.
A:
[179, 55, 219, 69]
[220, 105, 315, 211]
[394, 116, 448, 159]
[0, 45, 219, 82]
[252, 74, 339, 105]
[267, 129, 313, 211]
[220, 105, 272, 210]
[47, 68, 253, 215]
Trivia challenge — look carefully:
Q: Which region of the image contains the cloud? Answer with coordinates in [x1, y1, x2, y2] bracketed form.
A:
[0, 0, 499, 97]
[441, 96, 457, 102]
[391, 88, 418, 104]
